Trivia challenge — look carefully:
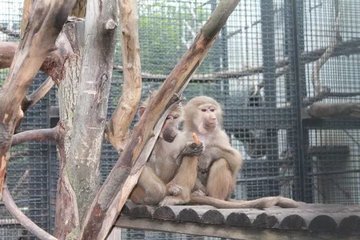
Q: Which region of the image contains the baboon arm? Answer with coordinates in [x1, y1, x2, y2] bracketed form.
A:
[203, 143, 243, 176]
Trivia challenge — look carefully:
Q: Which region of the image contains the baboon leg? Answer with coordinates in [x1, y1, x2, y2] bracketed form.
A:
[130, 166, 166, 205]
[159, 156, 198, 206]
[206, 158, 234, 200]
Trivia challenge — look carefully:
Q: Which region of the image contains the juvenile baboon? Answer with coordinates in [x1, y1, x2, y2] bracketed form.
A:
[164, 96, 300, 208]
[130, 98, 202, 205]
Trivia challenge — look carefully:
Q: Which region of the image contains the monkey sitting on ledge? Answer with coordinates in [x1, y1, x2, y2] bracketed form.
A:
[130, 98, 203, 206]
[161, 96, 300, 209]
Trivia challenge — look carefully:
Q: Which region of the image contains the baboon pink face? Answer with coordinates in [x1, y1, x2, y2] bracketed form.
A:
[184, 96, 223, 136]
[198, 103, 218, 132]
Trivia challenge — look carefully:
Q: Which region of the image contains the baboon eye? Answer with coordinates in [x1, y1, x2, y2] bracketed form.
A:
[173, 115, 179, 119]
[210, 108, 216, 112]
[201, 109, 207, 112]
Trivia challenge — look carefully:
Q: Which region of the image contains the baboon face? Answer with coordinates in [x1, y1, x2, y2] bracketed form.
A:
[185, 96, 223, 135]
[197, 103, 218, 133]
[161, 105, 183, 142]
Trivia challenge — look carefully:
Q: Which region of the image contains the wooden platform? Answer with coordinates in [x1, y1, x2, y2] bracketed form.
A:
[115, 202, 360, 240]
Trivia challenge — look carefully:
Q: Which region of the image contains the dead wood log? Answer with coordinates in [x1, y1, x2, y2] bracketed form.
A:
[307, 102, 360, 118]
[79, 1, 240, 239]
[106, 0, 142, 153]
[0, 0, 76, 199]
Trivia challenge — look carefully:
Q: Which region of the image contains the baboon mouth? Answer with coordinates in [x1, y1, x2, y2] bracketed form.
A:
[162, 128, 177, 142]
[204, 123, 216, 129]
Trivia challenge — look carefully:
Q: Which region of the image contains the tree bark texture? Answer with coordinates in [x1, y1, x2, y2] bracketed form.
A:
[55, 20, 84, 239]
[65, 0, 118, 227]
[0, 0, 76, 199]
[106, 0, 142, 153]
[80, 1, 240, 239]
[0, 41, 72, 83]
[72, 0, 87, 18]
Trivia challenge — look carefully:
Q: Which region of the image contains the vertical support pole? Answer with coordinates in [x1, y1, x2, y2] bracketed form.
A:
[289, 0, 308, 202]
[260, 0, 279, 196]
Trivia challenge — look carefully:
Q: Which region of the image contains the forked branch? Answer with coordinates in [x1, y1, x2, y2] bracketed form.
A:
[106, 0, 142, 153]
[80, 1, 240, 239]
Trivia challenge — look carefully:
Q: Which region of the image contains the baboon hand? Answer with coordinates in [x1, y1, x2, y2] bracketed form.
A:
[182, 142, 204, 157]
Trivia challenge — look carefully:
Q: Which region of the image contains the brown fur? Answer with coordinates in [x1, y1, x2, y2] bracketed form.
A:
[130, 102, 185, 205]
[182, 96, 243, 200]
[130, 99, 202, 205]
[165, 96, 300, 208]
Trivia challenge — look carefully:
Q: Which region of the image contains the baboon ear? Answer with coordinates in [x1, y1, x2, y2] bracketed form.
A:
[138, 106, 146, 117]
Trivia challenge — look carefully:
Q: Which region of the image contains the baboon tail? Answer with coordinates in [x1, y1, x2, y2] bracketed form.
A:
[190, 195, 300, 209]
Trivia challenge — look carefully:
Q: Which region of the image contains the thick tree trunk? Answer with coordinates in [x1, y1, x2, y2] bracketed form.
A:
[55, 0, 118, 239]
[55, 20, 84, 239]
[80, 1, 240, 239]
[67, 0, 118, 225]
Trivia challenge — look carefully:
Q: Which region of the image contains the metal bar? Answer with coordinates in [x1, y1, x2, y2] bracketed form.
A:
[290, 0, 307, 202]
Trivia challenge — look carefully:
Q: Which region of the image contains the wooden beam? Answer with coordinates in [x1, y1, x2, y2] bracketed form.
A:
[116, 216, 330, 240]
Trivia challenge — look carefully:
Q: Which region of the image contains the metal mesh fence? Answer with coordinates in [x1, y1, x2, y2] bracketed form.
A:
[301, 0, 360, 204]
[0, 0, 360, 239]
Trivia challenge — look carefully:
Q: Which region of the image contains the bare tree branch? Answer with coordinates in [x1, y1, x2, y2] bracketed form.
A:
[22, 77, 55, 112]
[106, 0, 142, 153]
[0, 40, 72, 83]
[0, 0, 76, 198]
[312, 15, 340, 95]
[307, 102, 360, 118]
[3, 185, 57, 240]
[20, 0, 33, 39]
[0, 42, 18, 68]
[11, 125, 60, 146]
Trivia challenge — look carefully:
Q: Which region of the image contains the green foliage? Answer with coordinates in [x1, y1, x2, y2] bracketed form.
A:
[137, 1, 213, 75]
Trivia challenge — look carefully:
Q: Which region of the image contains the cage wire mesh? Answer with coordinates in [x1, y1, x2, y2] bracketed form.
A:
[301, 0, 360, 204]
[0, 0, 360, 239]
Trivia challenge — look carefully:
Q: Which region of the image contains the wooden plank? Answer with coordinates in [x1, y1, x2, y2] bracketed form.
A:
[116, 216, 348, 240]
[121, 203, 360, 236]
